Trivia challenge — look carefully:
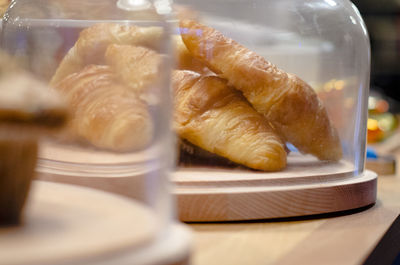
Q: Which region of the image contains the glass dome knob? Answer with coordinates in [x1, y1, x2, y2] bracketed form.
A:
[117, 0, 152, 11]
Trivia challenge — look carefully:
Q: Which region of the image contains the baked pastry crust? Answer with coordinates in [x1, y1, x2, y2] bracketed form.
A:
[54, 65, 153, 151]
[180, 19, 342, 161]
[172, 35, 209, 74]
[50, 23, 163, 86]
[104, 44, 163, 98]
[173, 70, 287, 171]
[178, 138, 240, 168]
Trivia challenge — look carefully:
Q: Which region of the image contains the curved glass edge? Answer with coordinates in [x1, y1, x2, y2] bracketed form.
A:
[0, 0, 177, 229]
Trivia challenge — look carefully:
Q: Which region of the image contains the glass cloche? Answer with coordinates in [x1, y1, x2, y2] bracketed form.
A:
[0, 0, 191, 264]
[168, 0, 376, 222]
[1, 0, 375, 225]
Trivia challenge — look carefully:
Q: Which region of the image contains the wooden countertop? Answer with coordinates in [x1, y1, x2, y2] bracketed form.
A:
[188, 150, 400, 265]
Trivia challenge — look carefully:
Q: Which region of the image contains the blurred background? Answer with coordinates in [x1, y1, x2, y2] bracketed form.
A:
[353, 0, 400, 106]
[351, 0, 400, 146]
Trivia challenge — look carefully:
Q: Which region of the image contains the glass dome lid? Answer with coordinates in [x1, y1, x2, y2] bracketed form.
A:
[168, 0, 375, 222]
[170, 0, 370, 173]
[0, 0, 376, 223]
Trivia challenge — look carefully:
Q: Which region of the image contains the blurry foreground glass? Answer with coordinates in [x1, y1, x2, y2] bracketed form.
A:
[0, 1, 191, 264]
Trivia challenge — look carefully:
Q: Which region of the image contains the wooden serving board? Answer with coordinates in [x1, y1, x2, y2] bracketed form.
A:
[173, 154, 377, 222]
[0, 181, 157, 265]
[36, 142, 377, 222]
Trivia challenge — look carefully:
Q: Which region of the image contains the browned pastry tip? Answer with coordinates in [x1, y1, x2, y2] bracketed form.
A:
[54, 65, 153, 152]
[50, 23, 163, 86]
[179, 19, 342, 161]
[172, 35, 210, 74]
[173, 70, 287, 171]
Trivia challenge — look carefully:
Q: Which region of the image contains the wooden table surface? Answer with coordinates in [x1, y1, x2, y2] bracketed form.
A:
[188, 149, 400, 265]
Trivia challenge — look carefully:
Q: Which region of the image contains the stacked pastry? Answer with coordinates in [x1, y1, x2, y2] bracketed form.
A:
[51, 20, 342, 171]
[178, 19, 342, 163]
[51, 23, 165, 152]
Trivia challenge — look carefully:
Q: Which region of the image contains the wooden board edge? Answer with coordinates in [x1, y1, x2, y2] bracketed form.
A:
[176, 171, 377, 222]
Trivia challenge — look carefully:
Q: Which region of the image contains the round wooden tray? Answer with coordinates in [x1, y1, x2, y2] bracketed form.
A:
[173, 154, 377, 222]
[0, 181, 191, 265]
[36, 142, 377, 222]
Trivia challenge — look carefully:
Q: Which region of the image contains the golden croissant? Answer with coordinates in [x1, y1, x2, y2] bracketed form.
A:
[54, 64, 153, 151]
[104, 44, 163, 97]
[50, 23, 163, 86]
[173, 70, 287, 171]
[179, 19, 342, 161]
[178, 138, 239, 168]
[105, 42, 209, 96]
[172, 35, 209, 74]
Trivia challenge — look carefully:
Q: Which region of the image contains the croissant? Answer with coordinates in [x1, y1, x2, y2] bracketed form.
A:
[50, 23, 163, 86]
[179, 19, 342, 161]
[104, 44, 163, 98]
[103, 40, 207, 95]
[54, 64, 153, 151]
[172, 35, 209, 74]
[173, 70, 287, 171]
[178, 138, 239, 168]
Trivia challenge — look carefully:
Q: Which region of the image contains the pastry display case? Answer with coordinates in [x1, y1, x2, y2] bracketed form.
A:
[1, 0, 376, 225]
[0, 1, 190, 265]
[170, 0, 377, 221]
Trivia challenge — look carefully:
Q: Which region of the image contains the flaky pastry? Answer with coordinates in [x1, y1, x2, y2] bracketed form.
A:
[172, 35, 209, 74]
[178, 138, 239, 168]
[50, 23, 163, 86]
[54, 65, 153, 151]
[180, 19, 342, 161]
[173, 70, 287, 171]
[104, 44, 163, 98]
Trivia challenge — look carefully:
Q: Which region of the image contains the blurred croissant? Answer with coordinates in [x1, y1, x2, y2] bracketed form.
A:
[173, 70, 287, 171]
[54, 64, 153, 151]
[104, 44, 163, 96]
[50, 23, 163, 86]
[104, 41, 209, 101]
[180, 19, 342, 161]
